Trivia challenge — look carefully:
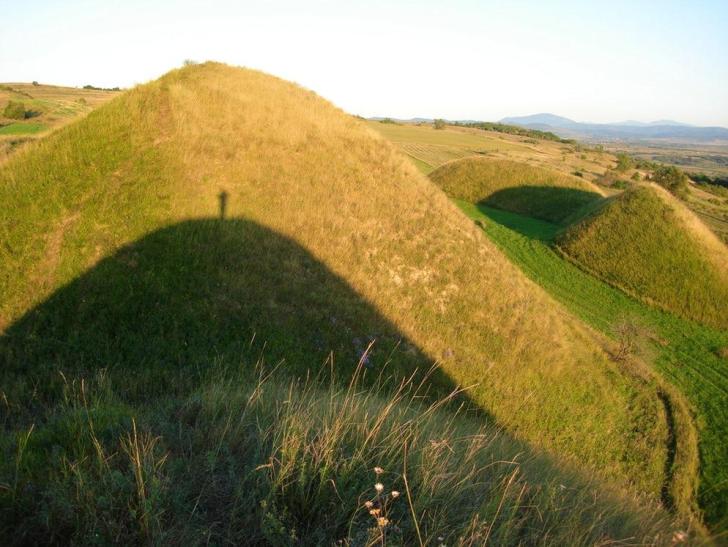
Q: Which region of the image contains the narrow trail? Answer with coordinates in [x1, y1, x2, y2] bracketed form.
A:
[657, 390, 678, 510]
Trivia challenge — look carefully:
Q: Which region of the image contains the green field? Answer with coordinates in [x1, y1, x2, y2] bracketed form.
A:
[0, 123, 47, 135]
[457, 200, 728, 529]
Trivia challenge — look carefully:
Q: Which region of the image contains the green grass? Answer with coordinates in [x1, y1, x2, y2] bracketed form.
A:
[430, 157, 604, 224]
[557, 185, 728, 330]
[0, 123, 47, 135]
[457, 199, 728, 530]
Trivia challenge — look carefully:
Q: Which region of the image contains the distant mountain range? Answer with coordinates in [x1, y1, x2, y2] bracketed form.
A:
[499, 113, 728, 143]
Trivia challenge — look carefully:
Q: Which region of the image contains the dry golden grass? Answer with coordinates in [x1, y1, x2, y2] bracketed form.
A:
[0, 63, 684, 525]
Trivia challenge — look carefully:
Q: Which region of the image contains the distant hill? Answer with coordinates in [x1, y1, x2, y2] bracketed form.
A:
[500, 113, 728, 143]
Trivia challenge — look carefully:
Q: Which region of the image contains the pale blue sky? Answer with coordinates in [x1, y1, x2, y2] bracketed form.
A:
[2, 0, 727, 125]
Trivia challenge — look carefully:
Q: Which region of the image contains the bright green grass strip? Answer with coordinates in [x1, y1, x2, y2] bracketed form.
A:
[0, 123, 47, 135]
[456, 199, 728, 529]
[406, 154, 434, 175]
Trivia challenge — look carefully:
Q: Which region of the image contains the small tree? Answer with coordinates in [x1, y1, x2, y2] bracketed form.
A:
[433, 119, 446, 130]
[652, 165, 689, 198]
[3, 101, 26, 120]
[615, 153, 633, 172]
[32, 80, 40, 86]
[612, 317, 641, 362]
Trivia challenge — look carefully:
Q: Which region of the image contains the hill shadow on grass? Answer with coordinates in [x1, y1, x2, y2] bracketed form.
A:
[0, 218, 678, 543]
[482, 185, 602, 225]
[0, 217, 457, 406]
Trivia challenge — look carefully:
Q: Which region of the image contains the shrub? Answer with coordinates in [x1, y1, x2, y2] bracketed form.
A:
[433, 119, 446, 130]
[631, 172, 641, 181]
[3, 101, 26, 120]
[612, 317, 641, 362]
[652, 165, 689, 198]
[572, 170, 584, 178]
[615, 153, 633, 172]
[32, 81, 39, 86]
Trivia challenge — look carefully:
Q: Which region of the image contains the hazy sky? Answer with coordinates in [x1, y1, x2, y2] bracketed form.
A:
[2, 0, 727, 126]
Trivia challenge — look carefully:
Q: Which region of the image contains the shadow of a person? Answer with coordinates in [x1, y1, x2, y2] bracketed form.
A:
[218, 190, 228, 219]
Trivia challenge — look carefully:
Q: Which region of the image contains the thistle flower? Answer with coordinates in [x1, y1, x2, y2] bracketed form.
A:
[377, 517, 389, 527]
[375, 482, 384, 493]
[364, 500, 374, 508]
[374, 466, 384, 475]
[391, 490, 400, 498]
[369, 508, 381, 516]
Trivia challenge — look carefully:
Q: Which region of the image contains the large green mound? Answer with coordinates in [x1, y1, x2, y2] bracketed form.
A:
[429, 156, 604, 223]
[0, 63, 685, 538]
[557, 184, 728, 330]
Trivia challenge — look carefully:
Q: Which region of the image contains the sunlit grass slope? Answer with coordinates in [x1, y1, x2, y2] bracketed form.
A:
[0, 63, 683, 538]
[558, 184, 728, 330]
[430, 156, 605, 223]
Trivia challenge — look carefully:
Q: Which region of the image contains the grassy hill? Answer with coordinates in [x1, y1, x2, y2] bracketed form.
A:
[0, 63, 687, 541]
[429, 157, 605, 223]
[557, 184, 728, 330]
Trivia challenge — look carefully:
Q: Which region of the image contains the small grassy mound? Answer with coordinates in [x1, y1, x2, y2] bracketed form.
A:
[0, 63, 686, 538]
[429, 157, 604, 223]
[557, 184, 728, 330]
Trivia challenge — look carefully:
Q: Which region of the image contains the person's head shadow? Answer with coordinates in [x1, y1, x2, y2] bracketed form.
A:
[0, 218, 460, 404]
[218, 190, 228, 219]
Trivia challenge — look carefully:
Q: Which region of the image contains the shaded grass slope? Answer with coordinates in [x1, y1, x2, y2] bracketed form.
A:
[557, 184, 728, 330]
[429, 156, 604, 223]
[0, 63, 682, 537]
[2, 348, 675, 544]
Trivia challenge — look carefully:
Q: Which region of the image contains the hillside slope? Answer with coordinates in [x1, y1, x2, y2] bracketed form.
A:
[557, 184, 728, 330]
[429, 157, 605, 223]
[0, 64, 684, 535]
